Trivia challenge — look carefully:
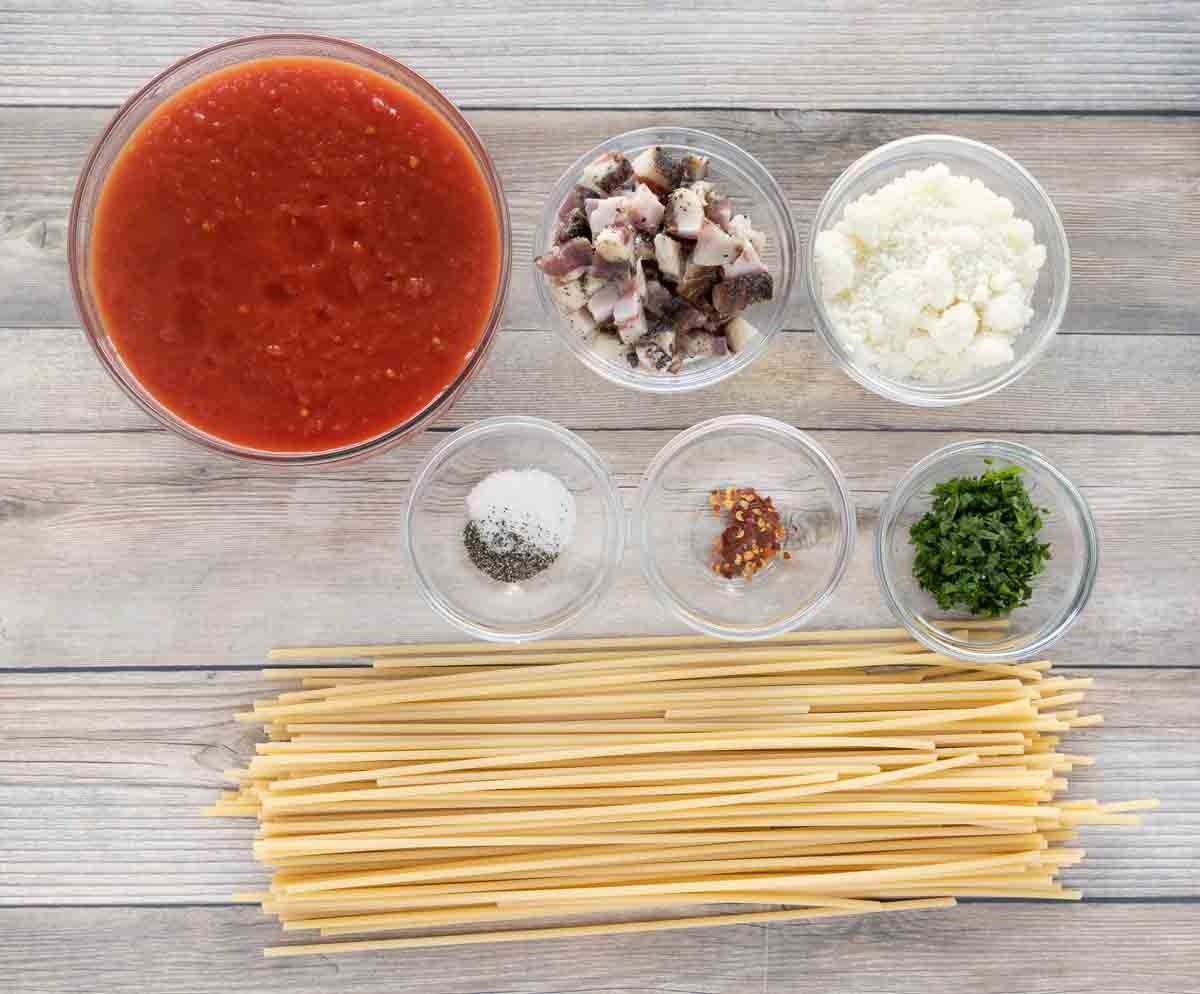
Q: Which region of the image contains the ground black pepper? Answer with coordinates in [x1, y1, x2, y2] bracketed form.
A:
[464, 520, 558, 583]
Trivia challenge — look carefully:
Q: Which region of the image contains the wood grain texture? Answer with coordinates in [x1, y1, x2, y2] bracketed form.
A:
[2, 903, 1197, 994]
[2, 2, 1199, 111]
[2, 327, 1198, 435]
[0, 430, 1196, 668]
[2, 7, 1197, 988]
[2, 667, 1193, 904]
[2, 107, 1198, 333]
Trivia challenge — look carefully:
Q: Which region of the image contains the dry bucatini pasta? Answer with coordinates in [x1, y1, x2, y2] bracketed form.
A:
[206, 624, 1156, 958]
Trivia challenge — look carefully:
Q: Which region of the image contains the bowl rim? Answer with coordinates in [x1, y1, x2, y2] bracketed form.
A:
[805, 133, 1071, 408]
[404, 415, 627, 643]
[534, 126, 795, 394]
[68, 32, 512, 465]
[635, 414, 856, 640]
[873, 437, 1100, 661]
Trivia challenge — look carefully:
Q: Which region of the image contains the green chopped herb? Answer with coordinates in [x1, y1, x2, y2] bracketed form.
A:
[909, 461, 1052, 617]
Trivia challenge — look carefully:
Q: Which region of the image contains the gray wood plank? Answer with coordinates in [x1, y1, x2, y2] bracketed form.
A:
[2, 107, 1197, 333]
[2, 667, 1193, 904]
[2, 903, 1196, 994]
[764, 901, 1200, 994]
[2, 2, 1198, 111]
[0, 430, 1196, 668]
[2, 327, 1197, 435]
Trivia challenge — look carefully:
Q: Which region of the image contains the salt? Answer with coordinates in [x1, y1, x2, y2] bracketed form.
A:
[467, 469, 576, 556]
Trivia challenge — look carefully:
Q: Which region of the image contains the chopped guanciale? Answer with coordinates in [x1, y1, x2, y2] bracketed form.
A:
[537, 145, 772, 375]
[708, 485, 788, 580]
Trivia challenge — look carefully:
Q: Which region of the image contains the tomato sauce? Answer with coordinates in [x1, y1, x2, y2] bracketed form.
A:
[92, 57, 502, 452]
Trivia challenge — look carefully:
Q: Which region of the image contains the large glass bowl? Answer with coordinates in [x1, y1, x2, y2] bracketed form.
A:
[405, 417, 626, 642]
[875, 439, 1099, 661]
[535, 127, 795, 393]
[635, 416, 855, 639]
[69, 34, 511, 464]
[806, 135, 1069, 407]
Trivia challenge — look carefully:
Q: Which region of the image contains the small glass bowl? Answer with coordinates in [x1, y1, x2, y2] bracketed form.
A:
[875, 439, 1099, 661]
[806, 135, 1069, 407]
[635, 416, 855, 640]
[535, 127, 795, 393]
[405, 416, 626, 642]
[69, 34, 511, 464]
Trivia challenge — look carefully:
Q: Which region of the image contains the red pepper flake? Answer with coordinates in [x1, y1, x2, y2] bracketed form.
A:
[709, 486, 785, 581]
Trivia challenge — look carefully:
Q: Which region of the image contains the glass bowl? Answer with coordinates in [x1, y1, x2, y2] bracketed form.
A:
[875, 439, 1099, 661]
[806, 135, 1069, 407]
[68, 34, 511, 464]
[405, 416, 626, 642]
[635, 416, 855, 639]
[535, 127, 795, 393]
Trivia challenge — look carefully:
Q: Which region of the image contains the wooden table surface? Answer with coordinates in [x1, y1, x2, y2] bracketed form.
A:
[2, 4, 1198, 992]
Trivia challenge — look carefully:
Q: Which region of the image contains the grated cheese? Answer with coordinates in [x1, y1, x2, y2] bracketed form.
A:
[815, 163, 1046, 385]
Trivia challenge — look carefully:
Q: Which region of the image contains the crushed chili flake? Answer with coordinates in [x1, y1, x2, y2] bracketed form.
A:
[708, 485, 786, 580]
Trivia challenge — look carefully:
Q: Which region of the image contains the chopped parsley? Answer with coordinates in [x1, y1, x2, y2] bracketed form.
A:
[909, 461, 1052, 617]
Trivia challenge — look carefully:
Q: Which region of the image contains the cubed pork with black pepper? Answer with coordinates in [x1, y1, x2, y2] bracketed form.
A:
[679, 328, 728, 358]
[705, 194, 734, 229]
[683, 154, 709, 182]
[613, 283, 648, 344]
[587, 282, 621, 323]
[535, 236, 594, 280]
[691, 220, 741, 266]
[723, 240, 768, 278]
[663, 188, 705, 239]
[635, 328, 676, 373]
[578, 151, 633, 195]
[556, 207, 591, 243]
[677, 259, 723, 305]
[594, 224, 635, 263]
[540, 141, 774, 377]
[658, 295, 708, 332]
[643, 278, 674, 316]
[726, 214, 767, 255]
[627, 184, 665, 232]
[653, 233, 686, 281]
[585, 196, 628, 237]
[548, 277, 589, 314]
[631, 147, 681, 193]
[713, 271, 773, 316]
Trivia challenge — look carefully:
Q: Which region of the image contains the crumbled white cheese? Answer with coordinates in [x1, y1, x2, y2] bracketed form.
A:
[814, 162, 1046, 385]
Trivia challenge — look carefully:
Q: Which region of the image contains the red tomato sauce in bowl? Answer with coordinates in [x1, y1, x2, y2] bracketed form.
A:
[88, 54, 503, 454]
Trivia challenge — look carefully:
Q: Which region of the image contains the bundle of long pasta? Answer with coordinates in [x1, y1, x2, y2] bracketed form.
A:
[208, 626, 1156, 957]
